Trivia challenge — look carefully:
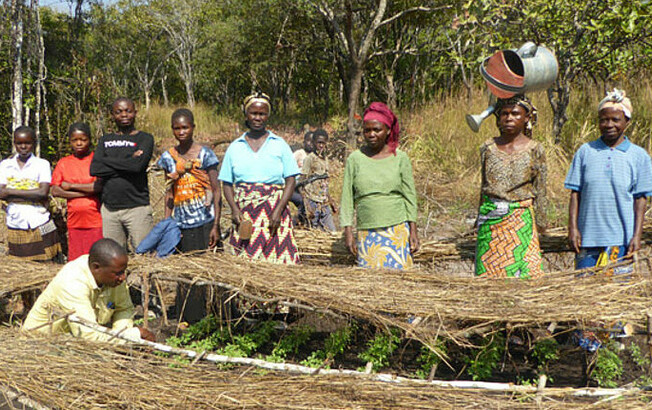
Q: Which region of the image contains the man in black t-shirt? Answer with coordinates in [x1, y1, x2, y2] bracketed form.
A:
[90, 97, 154, 250]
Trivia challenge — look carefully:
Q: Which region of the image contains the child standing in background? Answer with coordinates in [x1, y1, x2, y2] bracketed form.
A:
[0, 126, 61, 261]
[51, 123, 103, 261]
[301, 129, 337, 231]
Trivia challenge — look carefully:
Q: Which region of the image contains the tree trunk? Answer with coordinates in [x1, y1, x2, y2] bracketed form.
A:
[346, 62, 364, 149]
[161, 74, 169, 107]
[144, 86, 151, 110]
[11, 0, 24, 132]
[35, 0, 46, 157]
[547, 78, 571, 144]
[385, 71, 397, 111]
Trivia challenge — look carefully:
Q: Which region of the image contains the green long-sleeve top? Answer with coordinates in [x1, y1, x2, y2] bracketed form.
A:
[339, 149, 418, 229]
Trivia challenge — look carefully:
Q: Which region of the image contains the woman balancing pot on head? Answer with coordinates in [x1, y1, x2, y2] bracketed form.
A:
[475, 95, 547, 279]
[218, 92, 301, 264]
[340, 102, 420, 270]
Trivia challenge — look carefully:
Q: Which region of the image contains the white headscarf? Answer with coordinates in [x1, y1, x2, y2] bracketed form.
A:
[598, 88, 632, 119]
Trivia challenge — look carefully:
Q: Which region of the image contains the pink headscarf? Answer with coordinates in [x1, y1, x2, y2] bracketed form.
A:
[363, 102, 400, 154]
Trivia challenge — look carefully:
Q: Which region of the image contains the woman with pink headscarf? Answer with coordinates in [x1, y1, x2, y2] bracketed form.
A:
[339, 102, 419, 269]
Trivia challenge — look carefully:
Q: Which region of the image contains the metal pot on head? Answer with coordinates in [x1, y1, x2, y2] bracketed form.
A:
[466, 42, 558, 132]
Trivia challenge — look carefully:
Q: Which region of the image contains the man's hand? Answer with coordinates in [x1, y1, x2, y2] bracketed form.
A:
[133, 149, 144, 157]
[138, 326, 156, 342]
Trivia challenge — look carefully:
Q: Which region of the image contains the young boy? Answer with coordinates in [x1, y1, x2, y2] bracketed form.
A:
[300, 129, 337, 231]
[0, 126, 61, 260]
[90, 97, 154, 250]
[51, 123, 103, 260]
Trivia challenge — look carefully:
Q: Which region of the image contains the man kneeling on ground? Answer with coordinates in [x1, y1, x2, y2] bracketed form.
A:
[23, 238, 155, 343]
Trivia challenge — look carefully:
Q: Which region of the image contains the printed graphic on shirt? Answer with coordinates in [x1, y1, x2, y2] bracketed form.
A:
[6, 176, 39, 190]
[104, 140, 137, 148]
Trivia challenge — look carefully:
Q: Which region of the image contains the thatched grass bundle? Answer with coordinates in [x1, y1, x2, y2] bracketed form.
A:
[1, 328, 648, 409]
[0, 258, 60, 298]
[128, 249, 652, 347]
[294, 227, 575, 265]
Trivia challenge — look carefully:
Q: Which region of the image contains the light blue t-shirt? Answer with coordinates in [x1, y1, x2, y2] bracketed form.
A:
[564, 137, 652, 247]
[218, 132, 300, 185]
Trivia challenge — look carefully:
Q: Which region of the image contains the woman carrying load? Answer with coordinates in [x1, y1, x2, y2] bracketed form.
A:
[475, 94, 547, 279]
[219, 92, 301, 264]
[340, 102, 419, 270]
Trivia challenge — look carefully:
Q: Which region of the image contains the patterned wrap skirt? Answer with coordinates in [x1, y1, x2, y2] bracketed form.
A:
[230, 182, 299, 265]
[475, 196, 542, 278]
[356, 222, 413, 270]
[7, 219, 61, 261]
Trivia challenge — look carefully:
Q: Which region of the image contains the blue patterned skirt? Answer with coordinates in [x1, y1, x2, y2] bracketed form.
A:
[356, 222, 413, 270]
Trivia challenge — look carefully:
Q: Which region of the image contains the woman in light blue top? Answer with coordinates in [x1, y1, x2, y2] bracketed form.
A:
[218, 92, 300, 264]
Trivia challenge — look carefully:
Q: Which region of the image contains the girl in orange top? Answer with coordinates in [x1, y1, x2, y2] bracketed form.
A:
[51, 123, 103, 260]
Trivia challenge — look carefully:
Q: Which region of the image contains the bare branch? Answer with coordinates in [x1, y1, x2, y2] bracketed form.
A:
[377, 5, 451, 29]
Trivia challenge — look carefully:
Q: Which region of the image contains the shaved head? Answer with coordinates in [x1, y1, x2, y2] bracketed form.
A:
[88, 238, 127, 267]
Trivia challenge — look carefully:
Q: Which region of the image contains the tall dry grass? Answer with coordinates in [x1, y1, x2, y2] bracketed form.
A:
[136, 103, 239, 150]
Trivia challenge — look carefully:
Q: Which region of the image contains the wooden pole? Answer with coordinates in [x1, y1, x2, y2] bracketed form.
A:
[142, 270, 150, 330]
[154, 279, 169, 327]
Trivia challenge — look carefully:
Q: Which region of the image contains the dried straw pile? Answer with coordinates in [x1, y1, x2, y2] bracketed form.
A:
[0, 328, 647, 409]
[294, 227, 576, 265]
[129, 250, 652, 345]
[0, 258, 59, 298]
[0, 328, 562, 409]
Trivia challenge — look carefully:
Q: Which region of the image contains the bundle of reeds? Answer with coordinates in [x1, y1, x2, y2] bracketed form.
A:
[0, 258, 59, 298]
[293, 227, 578, 265]
[129, 249, 652, 347]
[1, 328, 647, 409]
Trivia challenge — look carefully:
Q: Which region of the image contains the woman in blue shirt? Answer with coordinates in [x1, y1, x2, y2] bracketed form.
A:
[219, 92, 301, 264]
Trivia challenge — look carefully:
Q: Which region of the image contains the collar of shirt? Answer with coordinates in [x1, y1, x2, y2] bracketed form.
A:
[78, 255, 100, 291]
[7, 153, 36, 170]
[234, 132, 280, 145]
[597, 136, 631, 152]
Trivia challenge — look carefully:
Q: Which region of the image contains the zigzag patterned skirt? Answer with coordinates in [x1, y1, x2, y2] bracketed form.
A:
[475, 196, 542, 279]
[230, 182, 299, 265]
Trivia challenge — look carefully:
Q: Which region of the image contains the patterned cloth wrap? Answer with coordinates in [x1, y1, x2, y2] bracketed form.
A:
[575, 246, 633, 278]
[230, 182, 299, 265]
[356, 222, 413, 270]
[574, 321, 630, 353]
[475, 196, 543, 278]
[4, 177, 42, 206]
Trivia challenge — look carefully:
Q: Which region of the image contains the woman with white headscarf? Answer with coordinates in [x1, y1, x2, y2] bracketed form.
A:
[219, 92, 301, 264]
[565, 89, 652, 272]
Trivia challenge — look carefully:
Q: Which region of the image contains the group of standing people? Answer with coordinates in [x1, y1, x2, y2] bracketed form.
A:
[2, 89, 649, 278]
[476, 89, 652, 278]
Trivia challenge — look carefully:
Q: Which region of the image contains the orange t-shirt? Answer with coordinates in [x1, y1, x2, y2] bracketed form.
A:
[51, 153, 102, 229]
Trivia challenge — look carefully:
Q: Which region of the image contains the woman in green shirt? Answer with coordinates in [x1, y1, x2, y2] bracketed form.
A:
[340, 102, 419, 269]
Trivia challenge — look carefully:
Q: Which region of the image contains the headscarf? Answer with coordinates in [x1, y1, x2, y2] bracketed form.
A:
[493, 94, 538, 137]
[363, 102, 400, 154]
[598, 88, 632, 119]
[242, 92, 272, 115]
